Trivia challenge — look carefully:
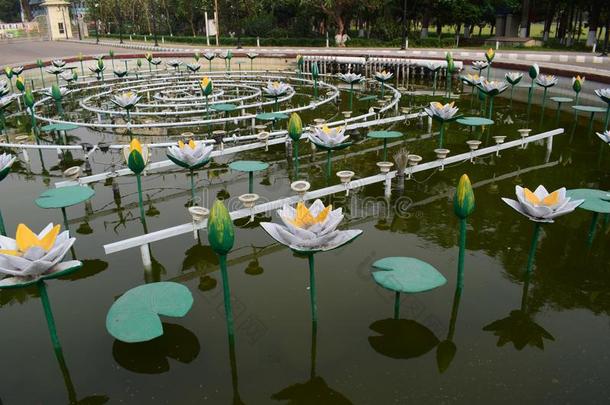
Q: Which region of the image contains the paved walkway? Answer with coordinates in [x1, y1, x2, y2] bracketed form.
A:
[2, 38, 609, 76]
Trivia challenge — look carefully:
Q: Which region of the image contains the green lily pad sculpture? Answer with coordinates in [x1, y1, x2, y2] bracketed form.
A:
[372, 257, 446, 319]
[106, 282, 194, 343]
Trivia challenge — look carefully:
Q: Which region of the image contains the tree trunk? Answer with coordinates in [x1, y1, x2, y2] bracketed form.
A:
[542, 2, 556, 42]
[519, 0, 530, 37]
[587, 1, 601, 46]
[421, 8, 430, 38]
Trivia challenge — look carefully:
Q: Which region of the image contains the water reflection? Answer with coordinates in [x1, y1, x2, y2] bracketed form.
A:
[112, 323, 200, 374]
[483, 275, 554, 350]
[272, 322, 352, 404]
[436, 288, 463, 373]
[368, 318, 439, 359]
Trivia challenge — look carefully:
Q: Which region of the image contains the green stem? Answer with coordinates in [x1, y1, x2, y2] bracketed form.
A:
[439, 123, 445, 149]
[219, 254, 235, 340]
[432, 72, 437, 96]
[0, 207, 6, 236]
[383, 139, 388, 161]
[527, 81, 535, 116]
[248, 172, 254, 193]
[510, 85, 514, 106]
[326, 150, 332, 178]
[349, 83, 353, 111]
[308, 253, 317, 323]
[205, 96, 210, 135]
[310, 320, 317, 379]
[447, 287, 462, 340]
[525, 222, 541, 276]
[393, 291, 400, 320]
[39, 67, 46, 88]
[80, 61, 84, 76]
[457, 218, 467, 290]
[293, 142, 299, 177]
[587, 212, 599, 246]
[314, 79, 318, 98]
[136, 174, 145, 221]
[61, 207, 70, 232]
[488, 96, 494, 120]
[604, 105, 610, 131]
[190, 169, 196, 205]
[541, 87, 548, 117]
[38, 281, 61, 351]
[447, 74, 452, 99]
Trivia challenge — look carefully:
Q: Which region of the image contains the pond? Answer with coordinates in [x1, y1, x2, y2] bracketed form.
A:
[0, 60, 609, 403]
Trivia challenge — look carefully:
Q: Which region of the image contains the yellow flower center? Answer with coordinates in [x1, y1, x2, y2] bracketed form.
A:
[179, 139, 197, 149]
[289, 202, 331, 229]
[130, 138, 142, 153]
[0, 224, 61, 256]
[200, 77, 210, 87]
[524, 188, 560, 207]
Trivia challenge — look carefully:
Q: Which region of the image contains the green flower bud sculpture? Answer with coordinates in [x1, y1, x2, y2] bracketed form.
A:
[123, 139, 150, 220]
[296, 54, 304, 77]
[108, 49, 115, 71]
[4, 67, 14, 92]
[23, 89, 39, 141]
[207, 199, 237, 341]
[311, 62, 319, 98]
[572, 76, 584, 106]
[36, 59, 46, 88]
[527, 64, 539, 116]
[445, 52, 456, 99]
[15, 76, 25, 93]
[199, 77, 213, 134]
[288, 113, 303, 176]
[453, 174, 474, 290]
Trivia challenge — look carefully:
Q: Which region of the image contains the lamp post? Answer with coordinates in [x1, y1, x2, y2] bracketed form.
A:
[115, 0, 123, 44]
[151, 0, 159, 47]
[400, 0, 407, 50]
[94, 3, 99, 44]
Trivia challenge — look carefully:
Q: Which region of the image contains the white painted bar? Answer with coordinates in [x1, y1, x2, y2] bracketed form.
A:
[55, 113, 418, 188]
[104, 128, 564, 255]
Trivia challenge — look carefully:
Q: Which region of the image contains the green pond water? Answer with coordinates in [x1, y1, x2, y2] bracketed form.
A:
[1, 68, 610, 404]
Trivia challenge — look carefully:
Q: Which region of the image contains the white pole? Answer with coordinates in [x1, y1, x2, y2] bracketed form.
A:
[204, 11, 210, 46]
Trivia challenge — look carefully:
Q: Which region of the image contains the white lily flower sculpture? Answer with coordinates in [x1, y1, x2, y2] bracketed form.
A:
[247, 52, 259, 59]
[186, 63, 201, 72]
[502, 185, 584, 223]
[461, 73, 482, 86]
[167, 139, 214, 169]
[111, 91, 141, 110]
[595, 88, 610, 104]
[260, 199, 362, 252]
[52, 60, 66, 68]
[0, 95, 13, 109]
[424, 61, 443, 71]
[424, 101, 459, 121]
[0, 223, 80, 288]
[46, 66, 65, 75]
[308, 125, 349, 147]
[535, 74, 558, 88]
[150, 58, 162, 66]
[0, 153, 16, 180]
[11, 66, 24, 75]
[166, 59, 183, 68]
[43, 86, 70, 99]
[505, 72, 523, 85]
[337, 72, 363, 84]
[60, 71, 75, 82]
[262, 81, 291, 97]
[374, 71, 393, 82]
[597, 130, 610, 143]
[472, 61, 488, 71]
[478, 80, 508, 95]
[203, 52, 216, 60]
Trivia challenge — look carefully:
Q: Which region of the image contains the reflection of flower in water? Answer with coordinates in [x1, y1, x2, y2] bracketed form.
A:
[483, 310, 554, 350]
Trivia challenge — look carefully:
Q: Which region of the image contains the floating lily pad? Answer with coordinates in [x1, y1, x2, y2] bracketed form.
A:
[572, 105, 606, 114]
[566, 188, 610, 213]
[550, 97, 573, 103]
[456, 116, 494, 126]
[35, 186, 95, 209]
[106, 282, 193, 343]
[211, 103, 237, 112]
[367, 130, 403, 139]
[256, 112, 288, 121]
[371, 257, 447, 293]
[40, 123, 80, 132]
[229, 160, 269, 173]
